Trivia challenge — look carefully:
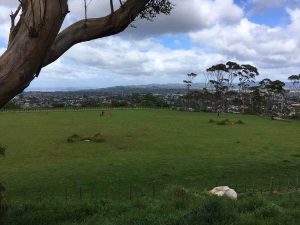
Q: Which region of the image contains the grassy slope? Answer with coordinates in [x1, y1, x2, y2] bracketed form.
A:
[0, 109, 300, 201]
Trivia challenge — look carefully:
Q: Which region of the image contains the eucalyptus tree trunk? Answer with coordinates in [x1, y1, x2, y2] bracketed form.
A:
[0, 0, 68, 107]
[0, 0, 151, 108]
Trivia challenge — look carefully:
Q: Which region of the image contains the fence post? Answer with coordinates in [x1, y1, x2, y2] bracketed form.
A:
[297, 176, 299, 192]
[269, 177, 274, 194]
[79, 187, 82, 201]
[90, 187, 94, 201]
[65, 188, 68, 202]
[152, 181, 156, 198]
[39, 191, 42, 202]
[118, 181, 121, 200]
[105, 186, 108, 200]
[129, 184, 132, 200]
[260, 180, 263, 195]
[287, 179, 290, 192]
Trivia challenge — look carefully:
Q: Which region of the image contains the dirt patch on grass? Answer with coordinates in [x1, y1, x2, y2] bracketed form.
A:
[209, 119, 244, 125]
[67, 133, 105, 143]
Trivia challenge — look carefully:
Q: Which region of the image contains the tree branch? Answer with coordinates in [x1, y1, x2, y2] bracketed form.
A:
[110, 0, 114, 14]
[43, 0, 150, 67]
[8, 4, 22, 45]
[10, 4, 22, 31]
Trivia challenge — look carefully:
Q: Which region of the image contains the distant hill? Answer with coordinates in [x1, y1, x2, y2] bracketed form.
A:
[25, 81, 294, 96]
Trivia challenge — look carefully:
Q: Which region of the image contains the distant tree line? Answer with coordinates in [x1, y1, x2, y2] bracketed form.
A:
[109, 93, 168, 108]
[183, 61, 299, 118]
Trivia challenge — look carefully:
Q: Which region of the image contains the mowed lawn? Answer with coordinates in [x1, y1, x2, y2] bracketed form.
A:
[0, 109, 300, 201]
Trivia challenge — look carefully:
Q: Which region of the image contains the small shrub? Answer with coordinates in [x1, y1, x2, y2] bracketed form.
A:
[212, 119, 244, 126]
[253, 203, 282, 218]
[276, 193, 300, 208]
[0, 145, 5, 156]
[172, 187, 190, 209]
[237, 195, 268, 213]
[92, 133, 105, 143]
[208, 119, 216, 123]
[67, 133, 105, 143]
[168, 187, 197, 210]
[235, 120, 244, 125]
[67, 134, 80, 143]
[175, 196, 239, 225]
[173, 187, 188, 199]
[217, 119, 230, 125]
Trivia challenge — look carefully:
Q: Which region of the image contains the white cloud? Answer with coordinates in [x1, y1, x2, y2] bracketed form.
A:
[190, 7, 300, 80]
[1, 0, 300, 87]
[121, 0, 243, 38]
[56, 36, 226, 78]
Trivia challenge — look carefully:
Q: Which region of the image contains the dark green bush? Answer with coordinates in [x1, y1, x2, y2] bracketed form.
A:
[67, 134, 80, 143]
[172, 187, 191, 210]
[4, 201, 105, 225]
[174, 196, 239, 225]
[92, 133, 105, 143]
[67, 133, 105, 143]
[217, 119, 230, 125]
[236, 195, 267, 213]
[235, 120, 244, 125]
[208, 119, 216, 123]
[253, 203, 281, 218]
[0, 144, 5, 156]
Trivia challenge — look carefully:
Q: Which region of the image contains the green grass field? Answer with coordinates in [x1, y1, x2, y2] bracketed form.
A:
[0, 109, 299, 224]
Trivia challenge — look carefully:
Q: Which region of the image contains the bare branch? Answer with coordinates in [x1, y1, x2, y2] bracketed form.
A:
[9, 4, 22, 31]
[84, 0, 88, 26]
[110, 0, 115, 14]
[43, 0, 151, 67]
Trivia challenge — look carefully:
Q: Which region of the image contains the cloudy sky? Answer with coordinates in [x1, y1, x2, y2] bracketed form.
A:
[1, 0, 300, 90]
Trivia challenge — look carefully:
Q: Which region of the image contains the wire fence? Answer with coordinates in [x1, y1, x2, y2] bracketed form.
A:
[6, 176, 299, 203]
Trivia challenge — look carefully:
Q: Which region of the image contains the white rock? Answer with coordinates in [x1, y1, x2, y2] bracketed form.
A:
[209, 186, 237, 200]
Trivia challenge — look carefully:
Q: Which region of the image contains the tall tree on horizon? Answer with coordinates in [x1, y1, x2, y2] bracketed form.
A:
[237, 64, 259, 113]
[206, 63, 229, 111]
[205, 62, 259, 113]
[183, 72, 198, 108]
[288, 74, 300, 103]
[258, 78, 286, 114]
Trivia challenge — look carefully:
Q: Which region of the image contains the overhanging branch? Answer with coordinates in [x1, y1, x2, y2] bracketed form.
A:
[43, 0, 150, 67]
